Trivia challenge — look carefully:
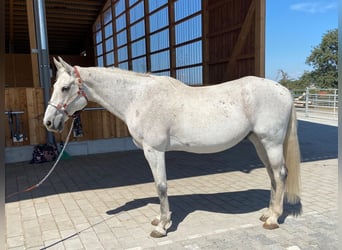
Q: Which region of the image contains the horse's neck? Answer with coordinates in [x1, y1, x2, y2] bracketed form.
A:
[81, 67, 143, 122]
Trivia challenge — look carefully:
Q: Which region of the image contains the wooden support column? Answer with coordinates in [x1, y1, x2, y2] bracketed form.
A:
[26, 0, 40, 87]
[111, 5, 119, 67]
[254, 0, 265, 77]
[202, 0, 209, 85]
[9, 0, 14, 52]
[143, 0, 151, 72]
[125, 0, 133, 70]
[168, 0, 176, 78]
[0, 0, 5, 245]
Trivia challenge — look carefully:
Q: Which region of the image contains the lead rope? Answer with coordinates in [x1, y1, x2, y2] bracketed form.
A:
[6, 118, 75, 200]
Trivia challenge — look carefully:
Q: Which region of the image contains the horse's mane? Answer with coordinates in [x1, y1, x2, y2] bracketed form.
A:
[107, 66, 151, 77]
[86, 66, 186, 89]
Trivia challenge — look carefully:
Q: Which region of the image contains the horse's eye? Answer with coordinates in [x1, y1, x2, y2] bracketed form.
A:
[61, 86, 70, 92]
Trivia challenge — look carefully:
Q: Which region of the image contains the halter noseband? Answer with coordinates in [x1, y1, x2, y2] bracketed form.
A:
[48, 66, 88, 118]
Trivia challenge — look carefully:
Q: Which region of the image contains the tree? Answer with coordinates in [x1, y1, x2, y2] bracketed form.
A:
[305, 29, 338, 88]
[277, 29, 338, 90]
[277, 69, 311, 90]
[277, 69, 291, 88]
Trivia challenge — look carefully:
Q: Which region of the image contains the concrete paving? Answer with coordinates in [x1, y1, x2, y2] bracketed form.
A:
[5, 117, 338, 249]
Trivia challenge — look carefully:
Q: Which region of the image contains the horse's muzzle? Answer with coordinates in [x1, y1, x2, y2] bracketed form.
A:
[44, 118, 64, 133]
[43, 107, 65, 133]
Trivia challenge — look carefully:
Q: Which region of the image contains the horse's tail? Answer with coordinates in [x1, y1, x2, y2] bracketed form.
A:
[283, 104, 301, 204]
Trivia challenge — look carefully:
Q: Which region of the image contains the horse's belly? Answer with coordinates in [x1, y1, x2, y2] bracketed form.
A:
[169, 140, 242, 154]
[168, 120, 251, 153]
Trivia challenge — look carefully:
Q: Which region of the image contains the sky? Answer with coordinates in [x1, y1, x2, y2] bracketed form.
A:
[265, 0, 338, 81]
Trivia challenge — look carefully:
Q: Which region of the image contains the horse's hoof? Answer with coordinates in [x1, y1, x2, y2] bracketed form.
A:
[263, 222, 279, 230]
[151, 218, 159, 226]
[259, 215, 269, 222]
[150, 229, 166, 238]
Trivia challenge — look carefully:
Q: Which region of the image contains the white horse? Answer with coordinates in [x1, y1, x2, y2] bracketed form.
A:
[43, 57, 301, 237]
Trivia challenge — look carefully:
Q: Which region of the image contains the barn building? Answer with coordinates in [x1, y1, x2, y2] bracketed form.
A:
[2, 0, 265, 162]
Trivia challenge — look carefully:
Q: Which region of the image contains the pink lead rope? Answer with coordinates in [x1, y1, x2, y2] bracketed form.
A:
[6, 118, 75, 200]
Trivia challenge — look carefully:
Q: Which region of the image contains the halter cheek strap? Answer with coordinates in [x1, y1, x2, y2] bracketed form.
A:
[74, 66, 88, 101]
[48, 66, 88, 118]
[74, 66, 82, 84]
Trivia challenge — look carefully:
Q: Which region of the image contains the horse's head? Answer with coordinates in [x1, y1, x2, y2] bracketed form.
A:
[43, 57, 88, 133]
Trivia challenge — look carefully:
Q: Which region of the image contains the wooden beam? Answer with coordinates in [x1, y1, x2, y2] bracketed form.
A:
[144, 0, 151, 72]
[111, 4, 119, 67]
[227, 0, 256, 78]
[47, 2, 102, 12]
[168, 0, 176, 78]
[0, 3, 5, 245]
[26, 0, 40, 87]
[202, 0, 210, 85]
[207, 0, 234, 11]
[206, 24, 241, 39]
[45, 13, 95, 21]
[47, 0, 103, 7]
[254, 0, 265, 77]
[9, 0, 14, 52]
[125, 0, 132, 70]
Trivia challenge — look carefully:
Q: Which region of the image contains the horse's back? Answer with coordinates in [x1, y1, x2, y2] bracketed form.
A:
[166, 76, 293, 152]
[176, 75, 293, 124]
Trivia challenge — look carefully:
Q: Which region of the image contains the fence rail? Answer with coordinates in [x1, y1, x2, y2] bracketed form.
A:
[292, 88, 338, 120]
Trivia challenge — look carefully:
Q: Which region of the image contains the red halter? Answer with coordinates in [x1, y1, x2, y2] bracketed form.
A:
[48, 66, 88, 117]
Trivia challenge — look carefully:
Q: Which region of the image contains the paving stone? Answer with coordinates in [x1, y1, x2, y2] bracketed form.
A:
[63, 236, 84, 250]
[5, 118, 338, 249]
[7, 235, 24, 248]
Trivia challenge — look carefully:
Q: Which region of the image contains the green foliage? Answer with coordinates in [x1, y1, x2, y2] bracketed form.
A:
[277, 70, 312, 90]
[278, 29, 338, 89]
[306, 29, 338, 88]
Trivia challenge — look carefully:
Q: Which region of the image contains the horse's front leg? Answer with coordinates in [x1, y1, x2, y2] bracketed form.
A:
[143, 144, 172, 238]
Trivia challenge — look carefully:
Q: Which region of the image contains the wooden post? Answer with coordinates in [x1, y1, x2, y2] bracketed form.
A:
[254, 0, 265, 77]
[143, 0, 151, 72]
[8, 0, 14, 52]
[26, 0, 40, 87]
[0, 0, 6, 246]
[111, 5, 119, 67]
[168, 0, 176, 78]
[202, 0, 210, 85]
[125, 0, 133, 70]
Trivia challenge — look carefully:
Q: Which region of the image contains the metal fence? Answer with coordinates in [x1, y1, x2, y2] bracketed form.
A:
[292, 88, 338, 120]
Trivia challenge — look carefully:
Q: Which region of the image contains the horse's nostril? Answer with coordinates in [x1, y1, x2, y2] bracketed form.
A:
[46, 121, 52, 127]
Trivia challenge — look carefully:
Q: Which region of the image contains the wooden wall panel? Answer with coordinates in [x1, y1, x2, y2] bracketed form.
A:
[115, 117, 129, 138]
[26, 88, 46, 145]
[102, 110, 116, 138]
[203, 0, 265, 84]
[82, 102, 103, 140]
[5, 54, 34, 87]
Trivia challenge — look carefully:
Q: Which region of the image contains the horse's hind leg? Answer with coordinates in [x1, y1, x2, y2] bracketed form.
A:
[143, 144, 172, 237]
[249, 134, 286, 229]
[248, 134, 273, 221]
[263, 143, 287, 229]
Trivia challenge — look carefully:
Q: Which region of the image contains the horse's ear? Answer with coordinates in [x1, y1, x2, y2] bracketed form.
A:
[58, 56, 74, 74]
[53, 57, 63, 70]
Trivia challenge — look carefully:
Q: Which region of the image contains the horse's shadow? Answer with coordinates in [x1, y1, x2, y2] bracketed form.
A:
[107, 189, 302, 232]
